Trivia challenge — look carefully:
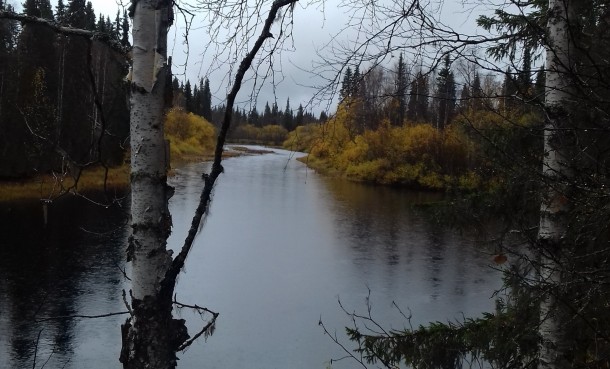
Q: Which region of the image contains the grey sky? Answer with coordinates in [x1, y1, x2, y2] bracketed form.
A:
[40, 0, 496, 115]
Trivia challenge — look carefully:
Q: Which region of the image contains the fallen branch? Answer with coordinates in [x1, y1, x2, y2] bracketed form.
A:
[0, 11, 126, 54]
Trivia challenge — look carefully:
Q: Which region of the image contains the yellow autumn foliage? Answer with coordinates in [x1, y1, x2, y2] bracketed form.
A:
[285, 109, 483, 191]
[165, 108, 216, 161]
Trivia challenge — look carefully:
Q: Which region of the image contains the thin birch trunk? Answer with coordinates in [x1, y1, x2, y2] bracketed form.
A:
[539, 1, 574, 369]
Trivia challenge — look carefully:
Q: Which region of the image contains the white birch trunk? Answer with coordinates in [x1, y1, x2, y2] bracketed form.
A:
[120, 1, 183, 368]
[539, 1, 574, 369]
[129, 0, 171, 300]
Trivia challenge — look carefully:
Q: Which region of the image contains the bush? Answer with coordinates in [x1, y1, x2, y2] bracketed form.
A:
[165, 109, 216, 160]
[285, 106, 485, 190]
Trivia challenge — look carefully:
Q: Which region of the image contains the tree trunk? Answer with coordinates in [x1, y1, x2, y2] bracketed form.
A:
[538, 1, 574, 369]
[120, 1, 185, 368]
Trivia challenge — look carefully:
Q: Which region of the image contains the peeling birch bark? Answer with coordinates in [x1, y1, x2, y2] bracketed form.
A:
[120, 1, 185, 368]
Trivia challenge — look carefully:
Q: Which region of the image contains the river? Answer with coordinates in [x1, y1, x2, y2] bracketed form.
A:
[0, 146, 503, 369]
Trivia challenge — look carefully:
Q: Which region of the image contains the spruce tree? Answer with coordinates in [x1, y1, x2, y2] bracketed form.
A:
[121, 10, 130, 46]
[458, 83, 471, 115]
[263, 102, 271, 123]
[55, 0, 66, 24]
[340, 67, 352, 100]
[501, 67, 518, 113]
[435, 54, 456, 128]
[472, 72, 483, 110]
[393, 53, 408, 126]
[248, 106, 260, 127]
[202, 78, 212, 121]
[114, 10, 121, 41]
[66, 0, 87, 28]
[416, 73, 429, 122]
[184, 80, 192, 112]
[282, 97, 293, 131]
[295, 104, 304, 127]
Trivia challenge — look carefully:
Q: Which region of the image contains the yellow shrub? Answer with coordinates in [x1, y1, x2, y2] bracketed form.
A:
[165, 108, 216, 160]
[288, 102, 487, 190]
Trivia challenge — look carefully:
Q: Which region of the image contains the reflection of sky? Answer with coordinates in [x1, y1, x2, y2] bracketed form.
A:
[170, 146, 503, 369]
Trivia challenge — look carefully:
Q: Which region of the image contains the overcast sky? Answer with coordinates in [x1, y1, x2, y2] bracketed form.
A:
[30, 0, 497, 115]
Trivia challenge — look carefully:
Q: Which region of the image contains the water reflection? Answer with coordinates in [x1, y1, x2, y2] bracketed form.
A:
[172, 147, 502, 369]
[0, 147, 502, 369]
[0, 194, 128, 369]
[321, 177, 496, 314]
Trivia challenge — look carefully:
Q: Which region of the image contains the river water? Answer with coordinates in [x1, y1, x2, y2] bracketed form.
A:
[0, 146, 503, 369]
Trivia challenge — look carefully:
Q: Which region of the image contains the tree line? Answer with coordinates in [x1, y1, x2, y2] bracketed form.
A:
[170, 76, 323, 145]
[285, 44, 543, 190]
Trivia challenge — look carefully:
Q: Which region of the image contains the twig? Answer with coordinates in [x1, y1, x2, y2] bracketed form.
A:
[318, 317, 368, 369]
[173, 300, 217, 316]
[177, 312, 219, 352]
[35, 311, 129, 322]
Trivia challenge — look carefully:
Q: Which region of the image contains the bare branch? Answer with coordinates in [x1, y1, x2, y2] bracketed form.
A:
[163, 0, 299, 287]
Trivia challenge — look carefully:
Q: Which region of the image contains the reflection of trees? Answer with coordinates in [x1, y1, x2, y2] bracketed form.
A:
[323, 177, 445, 277]
[0, 194, 127, 368]
[323, 176, 496, 308]
[422, 226, 446, 300]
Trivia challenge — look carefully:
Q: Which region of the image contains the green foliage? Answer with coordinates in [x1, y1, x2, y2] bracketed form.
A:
[348, 268, 540, 369]
[165, 109, 216, 160]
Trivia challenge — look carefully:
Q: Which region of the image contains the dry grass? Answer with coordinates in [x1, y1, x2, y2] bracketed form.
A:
[0, 164, 130, 202]
[0, 146, 269, 201]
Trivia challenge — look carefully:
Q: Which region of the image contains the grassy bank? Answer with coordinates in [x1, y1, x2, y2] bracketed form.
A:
[0, 164, 130, 202]
[0, 109, 277, 201]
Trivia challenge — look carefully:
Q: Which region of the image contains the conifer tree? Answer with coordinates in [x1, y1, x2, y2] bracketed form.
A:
[472, 72, 483, 110]
[393, 53, 408, 126]
[121, 10, 130, 46]
[340, 67, 353, 100]
[501, 67, 518, 113]
[97, 13, 106, 33]
[114, 10, 121, 40]
[84, 2, 95, 30]
[295, 103, 304, 127]
[457, 83, 471, 115]
[184, 80, 192, 112]
[201, 78, 212, 121]
[249, 106, 260, 127]
[263, 101, 271, 123]
[435, 54, 456, 129]
[66, 0, 86, 28]
[24, 0, 52, 19]
[283, 97, 293, 130]
[55, 0, 66, 24]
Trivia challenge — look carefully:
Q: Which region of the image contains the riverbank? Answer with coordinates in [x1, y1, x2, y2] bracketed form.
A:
[0, 145, 275, 201]
[0, 164, 131, 202]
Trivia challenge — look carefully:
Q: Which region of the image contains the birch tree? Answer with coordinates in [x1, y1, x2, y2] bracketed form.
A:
[121, 1, 298, 368]
[538, 1, 575, 369]
[118, 0, 179, 367]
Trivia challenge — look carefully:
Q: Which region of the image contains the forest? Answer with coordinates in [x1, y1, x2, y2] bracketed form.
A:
[0, 1, 609, 369]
